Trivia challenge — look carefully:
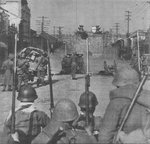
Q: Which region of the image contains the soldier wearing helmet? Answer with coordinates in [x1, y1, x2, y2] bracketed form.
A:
[98, 66, 150, 143]
[36, 52, 48, 87]
[2, 85, 50, 144]
[1, 53, 14, 91]
[71, 52, 77, 80]
[32, 98, 97, 144]
[74, 91, 102, 139]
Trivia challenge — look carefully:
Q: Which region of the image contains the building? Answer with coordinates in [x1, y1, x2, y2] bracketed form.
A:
[1, 0, 31, 51]
[30, 30, 58, 52]
[19, 0, 31, 49]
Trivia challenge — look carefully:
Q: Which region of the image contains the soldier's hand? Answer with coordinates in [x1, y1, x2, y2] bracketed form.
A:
[10, 132, 20, 143]
[85, 125, 93, 136]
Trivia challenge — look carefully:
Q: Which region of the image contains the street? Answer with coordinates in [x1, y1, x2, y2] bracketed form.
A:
[0, 54, 116, 134]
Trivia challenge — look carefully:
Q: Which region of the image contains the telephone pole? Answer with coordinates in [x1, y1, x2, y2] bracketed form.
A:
[36, 16, 49, 33]
[53, 26, 56, 37]
[36, 16, 49, 49]
[114, 23, 119, 40]
[125, 11, 131, 37]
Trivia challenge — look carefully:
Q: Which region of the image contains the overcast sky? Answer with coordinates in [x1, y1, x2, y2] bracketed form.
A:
[28, 0, 150, 34]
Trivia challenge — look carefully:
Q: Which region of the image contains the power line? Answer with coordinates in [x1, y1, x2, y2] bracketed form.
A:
[125, 11, 131, 37]
[114, 23, 120, 39]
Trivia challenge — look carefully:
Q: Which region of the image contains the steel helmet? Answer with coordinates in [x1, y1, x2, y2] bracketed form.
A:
[52, 99, 79, 122]
[112, 66, 140, 87]
[78, 91, 98, 109]
[17, 85, 38, 102]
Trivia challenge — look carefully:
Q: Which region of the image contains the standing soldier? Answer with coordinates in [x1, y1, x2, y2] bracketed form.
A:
[71, 52, 77, 80]
[98, 66, 150, 143]
[32, 98, 97, 144]
[75, 91, 102, 140]
[1, 85, 50, 144]
[1, 54, 14, 91]
[36, 52, 48, 87]
[17, 53, 30, 91]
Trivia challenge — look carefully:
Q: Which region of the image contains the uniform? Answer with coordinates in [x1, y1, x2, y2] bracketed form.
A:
[32, 119, 97, 144]
[98, 67, 149, 143]
[71, 54, 77, 79]
[36, 55, 48, 86]
[76, 91, 102, 140]
[17, 58, 30, 90]
[1, 56, 14, 91]
[1, 85, 50, 144]
[32, 99, 97, 144]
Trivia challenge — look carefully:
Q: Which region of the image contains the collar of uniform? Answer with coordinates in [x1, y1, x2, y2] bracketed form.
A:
[18, 102, 36, 113]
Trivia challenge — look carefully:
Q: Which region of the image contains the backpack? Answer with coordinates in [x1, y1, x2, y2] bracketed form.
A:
[6, 110, 36, 144]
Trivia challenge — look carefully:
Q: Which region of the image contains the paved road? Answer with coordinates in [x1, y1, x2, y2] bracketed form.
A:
[1, 54, 150, 141]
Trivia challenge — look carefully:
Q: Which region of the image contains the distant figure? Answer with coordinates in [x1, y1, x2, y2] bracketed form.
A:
[71, 52, 77, 80]
[1, 54, 14, 91]
[103, 61, 110, 73]
[36, 52, 48, 87]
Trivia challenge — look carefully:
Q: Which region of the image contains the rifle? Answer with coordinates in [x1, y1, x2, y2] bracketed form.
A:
[85, 38, 90, 126]
[47, 40, 54, 117]
[113, 73, 148, 143]
[11, 34, 18, 134]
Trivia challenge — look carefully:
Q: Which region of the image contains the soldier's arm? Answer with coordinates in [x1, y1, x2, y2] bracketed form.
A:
[32, 119, 64, 144]
[32, 131, 50, 144]
[98, 99, 124, 143]
[37, 111, 50, 128]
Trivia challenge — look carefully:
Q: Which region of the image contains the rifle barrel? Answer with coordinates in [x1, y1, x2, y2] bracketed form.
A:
[47, 40, 54, 116]
[11, 34, 17, 133]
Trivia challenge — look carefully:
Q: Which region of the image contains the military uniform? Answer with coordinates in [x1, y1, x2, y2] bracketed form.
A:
[76, 91, 102, 140]
[17, 58, 30, 90]
[1, 55, 14, 91]
[98, 67, 150, 143]
[36, 55, 48, 86]
[32, 99, 97, 144]
[71, 54, 77, 79]
[1, 85, 50, 144]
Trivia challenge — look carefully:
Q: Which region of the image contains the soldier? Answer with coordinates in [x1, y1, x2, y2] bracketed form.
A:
[32, 98, 97, 144]
[98, 66, 150, 143]
[103, 61, 110, 73]
[74, 91, 102, 140]
[1, 85, 50, 144]
[71, 52, 77, 80]
[1, 54, 14, 91]
[17, 53, 30, 91]
[36, 52, 48, 87]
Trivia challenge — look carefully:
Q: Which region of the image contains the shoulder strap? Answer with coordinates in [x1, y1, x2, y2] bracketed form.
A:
[28, 110, 37, 136]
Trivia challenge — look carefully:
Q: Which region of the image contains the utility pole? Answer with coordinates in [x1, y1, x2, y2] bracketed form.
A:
[115, 23, 119, 40]
[36, 16, 49, 49]
[125, 11, 131, 37]
[53, 26, 56, 37]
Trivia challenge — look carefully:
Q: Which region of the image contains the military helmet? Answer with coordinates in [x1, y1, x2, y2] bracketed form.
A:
[112, 66, 139, 87]
[17, 85, 38, 102]
[78, 91, 98, 109]
[52, 99, 79, 122]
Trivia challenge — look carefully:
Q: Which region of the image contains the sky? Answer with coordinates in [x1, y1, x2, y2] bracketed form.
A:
[28, 0, 150, 34]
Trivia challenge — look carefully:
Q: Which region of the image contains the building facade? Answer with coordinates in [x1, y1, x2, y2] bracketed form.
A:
[19, 0, 30, 49]
[1, 0, 31, 51]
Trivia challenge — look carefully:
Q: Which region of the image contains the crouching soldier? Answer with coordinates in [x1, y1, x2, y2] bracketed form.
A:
[74, 91, 102, 140]
[32, 98, 97, 144]
[1, 85, 50, 144]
